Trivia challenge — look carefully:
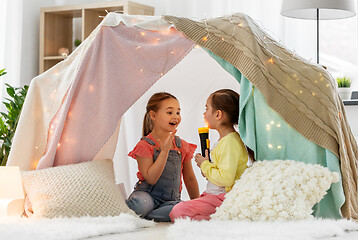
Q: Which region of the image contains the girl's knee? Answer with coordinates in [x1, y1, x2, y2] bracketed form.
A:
[169, 201, 189, 222]
[126, 191, 154, 217]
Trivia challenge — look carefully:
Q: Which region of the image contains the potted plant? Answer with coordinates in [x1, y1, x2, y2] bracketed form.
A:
[337, 77, 352, 100]
[0, 68, 29, 166]
[74, 38, 82, 50]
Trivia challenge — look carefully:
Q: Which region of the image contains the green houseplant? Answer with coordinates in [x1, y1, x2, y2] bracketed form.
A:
[337, 77, 352, 100]
[0, 69, 29, 166]
[0, 68, 6, 77]
[337, 77, 352, 88]
[74, 38, 82, 48]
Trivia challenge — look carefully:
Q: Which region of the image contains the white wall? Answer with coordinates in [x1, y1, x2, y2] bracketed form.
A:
[19, 1, 48, 87]
[345, 106, 358, 137]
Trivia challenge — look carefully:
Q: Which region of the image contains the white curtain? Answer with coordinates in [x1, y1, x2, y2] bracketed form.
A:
[0, 0, 7, 70]
[0, 0, 23, 112]
[0, 0, 57, 111]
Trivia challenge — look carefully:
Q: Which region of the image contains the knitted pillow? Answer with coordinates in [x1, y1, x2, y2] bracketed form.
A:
[22, 159, 134, 218]
[212, 160, 340, 221]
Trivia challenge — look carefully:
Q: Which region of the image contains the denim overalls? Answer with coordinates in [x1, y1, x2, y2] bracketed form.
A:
[126, 136, 182, 222]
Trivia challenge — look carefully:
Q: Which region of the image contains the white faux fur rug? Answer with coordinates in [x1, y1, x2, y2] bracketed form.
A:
[0, 213, 155, 240]
[168, 218, 358, 240]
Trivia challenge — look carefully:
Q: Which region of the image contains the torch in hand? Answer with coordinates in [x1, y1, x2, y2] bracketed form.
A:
[198, 127, 211, 162]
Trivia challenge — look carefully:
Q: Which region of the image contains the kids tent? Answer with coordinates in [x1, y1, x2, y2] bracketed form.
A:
[6, 12, 358, 220]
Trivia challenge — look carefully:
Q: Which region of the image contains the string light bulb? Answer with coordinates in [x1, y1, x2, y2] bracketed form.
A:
[33, 160, 39, 169]
[89, 85, 95, 93]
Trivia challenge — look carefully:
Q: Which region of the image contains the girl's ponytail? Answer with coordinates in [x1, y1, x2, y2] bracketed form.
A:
[142, 112, 153, 137]
[142, 92, 177, 137]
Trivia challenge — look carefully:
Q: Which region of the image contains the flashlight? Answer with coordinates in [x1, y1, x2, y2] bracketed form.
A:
[198, 127, 211, 162]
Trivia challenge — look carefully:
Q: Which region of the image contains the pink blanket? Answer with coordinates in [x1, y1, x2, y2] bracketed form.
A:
[37, 25, 195, 169]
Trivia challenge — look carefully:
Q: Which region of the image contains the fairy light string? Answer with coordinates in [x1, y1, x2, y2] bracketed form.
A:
[197, 14, 339, 108]
[41, 12, 342, 156]
[193, 13, 341, 151]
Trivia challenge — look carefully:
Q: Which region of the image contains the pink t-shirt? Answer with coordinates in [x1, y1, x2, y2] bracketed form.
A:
[128, 133, 197, 191]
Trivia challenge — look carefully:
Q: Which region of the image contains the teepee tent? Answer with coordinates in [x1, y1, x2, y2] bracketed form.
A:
[6, 12, 358, 220]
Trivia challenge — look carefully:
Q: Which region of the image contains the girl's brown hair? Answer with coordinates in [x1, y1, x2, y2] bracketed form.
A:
[210, 89, 255, 161]
[142, 92, 177, 137]
[210, 89, 240, 126]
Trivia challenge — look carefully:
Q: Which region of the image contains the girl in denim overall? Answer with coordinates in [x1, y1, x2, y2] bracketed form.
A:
[126, 92, 199, 222]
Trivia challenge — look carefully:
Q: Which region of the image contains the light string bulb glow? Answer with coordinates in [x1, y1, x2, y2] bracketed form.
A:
[198, 13, 329, 74]
[265, 119, 283, 151]
[196, 13, 338, 109]
[100, 11, 333, 97]
[131, 26, 178, 77]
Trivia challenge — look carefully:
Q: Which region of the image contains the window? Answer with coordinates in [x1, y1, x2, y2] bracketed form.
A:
[321, 16, 358, 90]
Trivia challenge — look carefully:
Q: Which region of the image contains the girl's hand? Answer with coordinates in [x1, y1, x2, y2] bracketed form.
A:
[195, 149, 209, 167]
[157, 130, 177, 152]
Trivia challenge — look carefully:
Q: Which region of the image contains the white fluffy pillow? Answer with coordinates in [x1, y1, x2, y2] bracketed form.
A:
[22, 159, 134, 218]
[212, 160, 339, 221]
